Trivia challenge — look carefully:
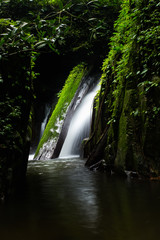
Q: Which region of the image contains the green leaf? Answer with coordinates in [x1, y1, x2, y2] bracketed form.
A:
[57, 0, 63, 10]
[141, 69, 148, 75]
[34, 40, 46, 48]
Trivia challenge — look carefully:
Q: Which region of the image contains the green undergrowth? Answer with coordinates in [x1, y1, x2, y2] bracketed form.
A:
[35, 63, 87, 157]
[100, 0, 160, 125]
[85, 0, 160, 174]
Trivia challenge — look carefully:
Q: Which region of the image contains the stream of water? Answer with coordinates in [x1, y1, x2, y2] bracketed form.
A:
[59, 83, 100, 158]
[0, 158, 160, 240]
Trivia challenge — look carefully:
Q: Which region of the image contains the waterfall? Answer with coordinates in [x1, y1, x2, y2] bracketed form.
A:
[39, 104, 50, 142]
[28, 104, 50, 161]
[59, 83, 100, 158]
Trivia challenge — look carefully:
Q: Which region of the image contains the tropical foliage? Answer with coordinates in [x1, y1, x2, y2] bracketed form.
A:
[0, 0, 121, 58]
[85, 0, 160, 177]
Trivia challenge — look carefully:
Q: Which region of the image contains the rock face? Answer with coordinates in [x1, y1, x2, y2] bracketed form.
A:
[84, 1, 160, 177]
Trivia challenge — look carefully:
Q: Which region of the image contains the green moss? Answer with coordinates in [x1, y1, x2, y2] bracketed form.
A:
[115, 102, 128, 168]
[35, 63, 87, 157]
[115, 89, 134, 167]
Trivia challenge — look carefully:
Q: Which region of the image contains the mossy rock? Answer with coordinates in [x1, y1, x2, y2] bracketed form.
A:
[34, 63, 88, 159]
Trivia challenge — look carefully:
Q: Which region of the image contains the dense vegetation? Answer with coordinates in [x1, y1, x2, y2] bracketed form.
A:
[85, 0, 160, 178]
[0, 0, 121, 199]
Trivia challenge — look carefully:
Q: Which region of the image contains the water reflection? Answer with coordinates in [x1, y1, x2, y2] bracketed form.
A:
[0, 158, 160, 240]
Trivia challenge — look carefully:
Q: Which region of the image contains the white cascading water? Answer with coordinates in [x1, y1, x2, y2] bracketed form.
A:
[59, 83, 100, 158]
[39, 104, 50, 141]
[28, 104, 50, 161]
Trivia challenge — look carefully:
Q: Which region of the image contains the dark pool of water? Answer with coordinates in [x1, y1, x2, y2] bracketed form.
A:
[0, 158, 160, 240]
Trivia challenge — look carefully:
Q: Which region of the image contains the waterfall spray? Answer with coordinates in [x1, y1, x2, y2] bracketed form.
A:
[59, 83, 100, 158]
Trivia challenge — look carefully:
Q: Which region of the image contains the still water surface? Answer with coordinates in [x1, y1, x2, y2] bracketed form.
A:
[0, 158, 160, 240]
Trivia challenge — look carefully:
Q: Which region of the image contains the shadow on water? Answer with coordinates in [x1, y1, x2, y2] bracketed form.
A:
[1, 158, 160, 240]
